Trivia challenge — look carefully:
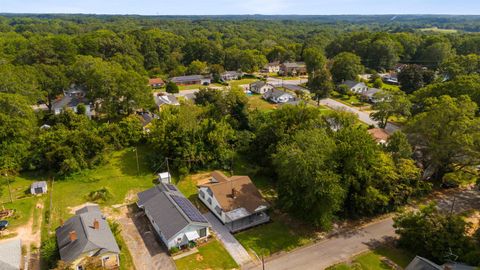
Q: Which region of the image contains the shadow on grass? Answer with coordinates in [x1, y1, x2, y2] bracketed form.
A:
[118, 146, 155, 177]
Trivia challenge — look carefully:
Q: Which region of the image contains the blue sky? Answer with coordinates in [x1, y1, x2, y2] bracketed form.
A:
[0, 0, 479, 15]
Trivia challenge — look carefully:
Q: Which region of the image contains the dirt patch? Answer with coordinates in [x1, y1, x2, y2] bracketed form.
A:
[196, 254, 204, 261]
[68, 202, 98, 214]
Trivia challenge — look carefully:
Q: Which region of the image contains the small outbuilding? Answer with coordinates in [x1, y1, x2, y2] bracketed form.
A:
[0, 238, 22, 270]
[158, 172, 172, 184]
[31, 181, 48, 195]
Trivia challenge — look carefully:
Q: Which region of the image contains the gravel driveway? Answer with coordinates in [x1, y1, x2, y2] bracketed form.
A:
[118, 206, 175, 270]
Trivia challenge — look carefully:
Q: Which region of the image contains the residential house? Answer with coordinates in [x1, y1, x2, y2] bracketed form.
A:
[136, 112, 157, 132]
[0, 238, 21, 270]
[56, 205, 120, 270]
[406, 256, 476, 270]
[249, 81, 275, 94]
[263, 88, 295, 104]
[31, 181, 48, 195]
[280, 62, 307, 76]
[262, 62, 281, 73]
[221, 71, 243, 81]
[52, 88, 93, 118]
[170, 75, 211, 86]
[360, 88, 383, 103]
[339, 80, 369, 94]
[154, 93, 180, 111]
[198, 171, 270, 233]
[137, 183, 210, 250]
[368, 128, 390, 144]
[148, 78, 165, 88]
[382, 74, 399, 85]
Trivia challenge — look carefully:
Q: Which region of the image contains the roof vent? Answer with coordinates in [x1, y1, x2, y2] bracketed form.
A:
[69, 231, 77, 242]
[93, 219, 100, 230]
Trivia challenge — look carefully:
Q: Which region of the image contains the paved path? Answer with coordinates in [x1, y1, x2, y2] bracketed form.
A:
[319, 98, 400, 133]
[204, 212, 252, 266]
[245, 188, 480, 270]
[118, 209, 175, 270]
[267, 78, 308, 86]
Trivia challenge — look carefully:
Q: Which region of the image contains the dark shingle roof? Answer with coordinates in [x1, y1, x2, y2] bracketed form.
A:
[265, 88, 293, 99]
[341, 80, 365, 89]
[405, 256, 442, 270]
[170, 75, 208, 83]
[137, 184, 209, 241]
[56, 205, 120, 263]
[250, 81, 267, 88]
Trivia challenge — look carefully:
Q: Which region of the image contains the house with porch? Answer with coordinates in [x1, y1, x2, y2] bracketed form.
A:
[198, 171, 270, 233]
[249, 81, 275, 94]
[263, 88, 295, 104]
[52, 87, 93, 118]
[339, 80, 369, 94]
[137, 183, 210, 250]
[56, 205, 120, 270]
[280, 62, 307, 76]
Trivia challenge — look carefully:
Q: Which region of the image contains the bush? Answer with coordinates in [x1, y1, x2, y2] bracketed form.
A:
[87, 187, 112, 202]
[169, 247, 180, 254]
[41, 237, 60, 269]
[166, 81, 179, 94]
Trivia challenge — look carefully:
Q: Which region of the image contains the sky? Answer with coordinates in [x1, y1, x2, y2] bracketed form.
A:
[0, 0, 479, 15]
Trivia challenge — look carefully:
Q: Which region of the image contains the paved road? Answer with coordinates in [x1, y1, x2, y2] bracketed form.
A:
[245, 187, 480, 270]
[204, 212, 252, 266]
[118, 207, 175, 270]
[267, 78, 308, 86]
[319, 98, 400, 133]
[247, 218, 395, 270]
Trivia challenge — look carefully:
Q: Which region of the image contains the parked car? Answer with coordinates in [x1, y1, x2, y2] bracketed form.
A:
[0, 220, 8, 230]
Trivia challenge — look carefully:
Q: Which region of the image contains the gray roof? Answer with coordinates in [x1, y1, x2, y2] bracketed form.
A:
[250, 81, 267, 88]
[406, 256, 442, 270]
[170, 75, 209, 83]
[222, 71, 242, 76]
[52, 89, 89, 111]
[137, 184, 209, 241]
[362, 88, 382, 97]
[265, 88, 294, 99]
[0, 238, 21, 270]
[31, 181, 47, 189]
[56, 205, 120, 263]
[341, 80, 366, 89]
[154, 94, 179, 107]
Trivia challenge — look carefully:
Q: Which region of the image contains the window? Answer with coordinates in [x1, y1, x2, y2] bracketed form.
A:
[199, 190, 205, 199]
[207, 188, 213, 196]
[207, 198, 212, 205]
[77, 266, 84, 270]
[199, 228, 207, 237]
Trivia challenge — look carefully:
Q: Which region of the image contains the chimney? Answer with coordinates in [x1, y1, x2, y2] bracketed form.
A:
[231, 188, 236, 198]
[60, 219, 64, 227]
[69, 231, 77, 242]
[93, 219, 100, 230]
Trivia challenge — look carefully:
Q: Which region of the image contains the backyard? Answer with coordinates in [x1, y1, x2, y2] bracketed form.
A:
[174, 239, 238, 270]
[248, 94, 277, 111]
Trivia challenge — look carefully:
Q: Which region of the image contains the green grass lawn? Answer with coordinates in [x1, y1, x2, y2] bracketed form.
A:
[236, 219, 314, 256]
[248, 95, 277, 111]
[1, 197, 37, 229]
[327, 246, 414, 270]
[175, 239, 238, 270]
[331, 91, 368, 108]
[229, 78, 257, 89]
[44, 146, 156, 232]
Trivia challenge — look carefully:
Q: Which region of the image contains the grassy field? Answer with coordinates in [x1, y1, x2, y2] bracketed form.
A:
[229, 78, 257, 89]
[175, 239, 238, 270]
[327, 246, 414, 270]
[43, 146, 156, 232]
[236, 219, 314, 256]
[248, 95, 277, 111]
[419, 27, 458, 33]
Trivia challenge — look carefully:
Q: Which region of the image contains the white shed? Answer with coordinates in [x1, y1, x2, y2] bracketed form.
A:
[158, 172, 171, 184]
[30, 181, 48, 195]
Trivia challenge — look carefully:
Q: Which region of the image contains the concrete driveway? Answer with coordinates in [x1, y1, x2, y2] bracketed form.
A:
[118, 206, 175, 270]
[203, 212, 252, 266]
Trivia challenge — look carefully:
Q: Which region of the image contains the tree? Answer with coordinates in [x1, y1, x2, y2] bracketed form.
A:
[372, 77, 383, 88]
[440, 54, 480, 80]
[398, 65, 435, 94]
[165, 81, 179, 94]
[274, 129, 345, 228]
[367, 38, 401, 71]
[304, 47, 327, 75]
[35, 64, 70, 111]
[308, 68, 334, 105]
[330, 52, 364, 83]
[406, 95, 480, 181]
[371, 90, 411, 128]
[419, 42, 454, 69]
[186, 60, 208, 75]
[386, 131, 413, 160]
[0, 93, 36, 173]
[394, 204, 473, 263]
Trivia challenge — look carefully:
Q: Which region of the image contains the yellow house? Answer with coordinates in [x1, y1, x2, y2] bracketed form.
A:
[56, 205, 120, 270]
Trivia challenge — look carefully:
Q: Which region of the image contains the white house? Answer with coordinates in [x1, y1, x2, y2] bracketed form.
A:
[263, 62, 281, 73]
[263, 88, 295, 104]
[31, 181, 48, 195]
[137, 183, 210, 249]
[221, 71, 243, 81]
[51, 87, 93, 118]
[198, 171, 269, 233]
[340, 80, 369, 94]
[249, 81, 275, 94]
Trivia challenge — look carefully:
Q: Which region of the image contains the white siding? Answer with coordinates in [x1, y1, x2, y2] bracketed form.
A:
[198, 187, 226, 223]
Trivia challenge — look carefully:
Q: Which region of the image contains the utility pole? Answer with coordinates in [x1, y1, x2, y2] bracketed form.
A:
[5, 174, 12, 203]
[49, 177, 54, 232]
[262, 254, 265, 270]
[134, 147, 140, 175]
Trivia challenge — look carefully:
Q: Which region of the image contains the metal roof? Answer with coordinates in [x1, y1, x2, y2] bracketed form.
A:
[137, 184, 209, 241]
[0, 238, 21, 270]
